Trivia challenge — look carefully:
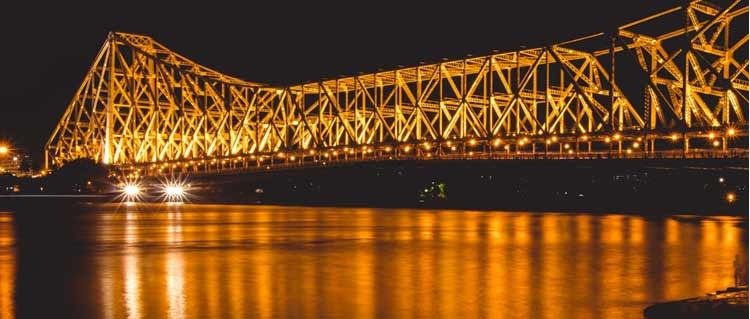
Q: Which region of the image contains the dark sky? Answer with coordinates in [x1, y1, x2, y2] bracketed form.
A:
[0, 1, 688, 162]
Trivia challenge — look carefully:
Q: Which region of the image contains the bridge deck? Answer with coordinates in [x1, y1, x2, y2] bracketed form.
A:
[121, 147, 748, 177]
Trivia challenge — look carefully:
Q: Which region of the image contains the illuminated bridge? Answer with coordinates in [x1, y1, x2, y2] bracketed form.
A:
[46, 1, 749, 177]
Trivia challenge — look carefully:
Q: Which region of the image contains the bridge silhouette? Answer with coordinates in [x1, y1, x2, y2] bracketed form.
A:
[45, 1, 748, 177]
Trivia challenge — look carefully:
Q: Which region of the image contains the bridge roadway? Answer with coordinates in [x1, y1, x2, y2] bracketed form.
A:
[117, 131, 748, 177]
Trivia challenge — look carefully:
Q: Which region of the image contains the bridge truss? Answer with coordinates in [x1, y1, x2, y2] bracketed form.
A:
[45, 0, 749, 175]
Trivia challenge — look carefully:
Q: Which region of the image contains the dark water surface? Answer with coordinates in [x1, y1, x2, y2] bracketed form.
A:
[0, 203, 746, 318]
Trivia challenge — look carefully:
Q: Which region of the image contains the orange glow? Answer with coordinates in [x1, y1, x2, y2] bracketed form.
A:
[726, 192, 736, 203]
[727, 128, 736, 136]
[70, 206, 750, 318]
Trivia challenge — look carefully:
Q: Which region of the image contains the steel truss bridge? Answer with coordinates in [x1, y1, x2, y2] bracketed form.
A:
[46, 1, 749, 176]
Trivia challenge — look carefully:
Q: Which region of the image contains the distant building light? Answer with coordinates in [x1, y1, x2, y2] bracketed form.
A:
[726, 192, 736, 203]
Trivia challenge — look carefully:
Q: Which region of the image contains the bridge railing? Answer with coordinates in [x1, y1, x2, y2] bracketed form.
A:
[122, 148, 748, 177]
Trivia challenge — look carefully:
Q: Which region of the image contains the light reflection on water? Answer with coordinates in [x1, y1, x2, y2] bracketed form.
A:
[0, 212, 15, 319]
[0, 204, 747, 319]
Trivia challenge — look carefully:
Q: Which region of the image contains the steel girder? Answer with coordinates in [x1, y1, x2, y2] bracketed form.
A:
[45, 1, 748, 169]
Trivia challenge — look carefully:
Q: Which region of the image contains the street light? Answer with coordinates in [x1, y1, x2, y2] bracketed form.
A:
[0, 146, 7, 155]
[726, 192, 736, 203]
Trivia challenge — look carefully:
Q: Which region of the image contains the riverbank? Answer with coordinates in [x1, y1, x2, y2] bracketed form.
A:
[2, 158, 747, 215]
[643, 286, 748, 319]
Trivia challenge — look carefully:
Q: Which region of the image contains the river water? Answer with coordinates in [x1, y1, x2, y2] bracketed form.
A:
[0, 203, 746, 318]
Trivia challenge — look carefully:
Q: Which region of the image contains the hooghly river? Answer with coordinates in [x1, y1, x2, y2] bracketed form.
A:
[0, 203, 746, 318]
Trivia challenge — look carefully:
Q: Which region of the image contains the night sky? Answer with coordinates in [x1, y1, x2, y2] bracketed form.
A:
[0, 1, 689, 163]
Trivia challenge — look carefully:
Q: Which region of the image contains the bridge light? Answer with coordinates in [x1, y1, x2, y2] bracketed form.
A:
[605, 137, 611, 143]
[613, 133, 621, 141]
[309, 150, 315, 155]
[324, 153, 330, 158]
[161, 179, 189, 203]
[119, 181, 142, 202]
[469, 139, 477, 146]
[504, 145, 510, 150]
[564, 143, 570, 149]
[0, 146, 7, 155]
[719, 177, 725, 183]
[493, 138, 501, 147]
[712, 140, 720, 147]
[626, 149, 632, 154]
[708, 132, 716, 140]
[333, 151, 339, 156]
[290, 156, 296, 161]
[423, 142, 431, 150]
[404, 146, 411, 152]
[670, 133, 679, 141]
[551, 136, 558, 142]
[726, 192, 736, 203]
[581, 135, 588, 141]
[568, 149, 573, 154]
[632, 142, 640, 148]
[637, 137, 642, 142]
[450, 146, 457, 151]
[165, 185, 184, 197]
[446, 140, 452, 147]
[277, 152, 285, 158]
[727, 128, 736, 136]
[546, 139, 551, 145]
[385, 146, 392, 152]
[123, 184, 140, 196]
